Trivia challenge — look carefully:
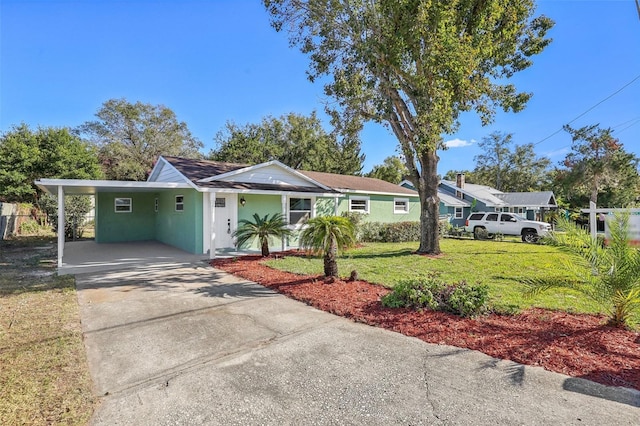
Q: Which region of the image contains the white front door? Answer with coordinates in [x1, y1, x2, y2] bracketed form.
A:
[213, 194, 235, 249]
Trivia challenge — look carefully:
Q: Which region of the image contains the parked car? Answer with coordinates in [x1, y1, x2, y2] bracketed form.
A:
[464, 212, 551, 242]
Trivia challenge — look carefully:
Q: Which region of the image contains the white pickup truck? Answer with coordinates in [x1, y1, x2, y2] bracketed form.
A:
[464, 212, 552, 242]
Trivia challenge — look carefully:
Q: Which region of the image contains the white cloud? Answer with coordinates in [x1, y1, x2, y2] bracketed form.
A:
[444, 138, 474, 148]
[544, 147, 570, 158]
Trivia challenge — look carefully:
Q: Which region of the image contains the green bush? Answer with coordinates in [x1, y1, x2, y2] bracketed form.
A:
[359, 221, 420, 243]
[18, 219, 41, 235]
[381, 275, 489, 318]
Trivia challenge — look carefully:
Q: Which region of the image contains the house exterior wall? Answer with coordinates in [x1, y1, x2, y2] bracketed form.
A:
[155, 189, 203, 254]
[236, 194, 286, 251]
[96, 192, 157, 243]
[319, 194, 420, 223]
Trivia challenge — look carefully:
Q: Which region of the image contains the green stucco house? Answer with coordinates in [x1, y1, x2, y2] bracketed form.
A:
[36, 156, 420, 267]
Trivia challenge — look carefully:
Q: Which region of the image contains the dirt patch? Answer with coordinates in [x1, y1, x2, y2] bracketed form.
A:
[213, 255, 640, 391]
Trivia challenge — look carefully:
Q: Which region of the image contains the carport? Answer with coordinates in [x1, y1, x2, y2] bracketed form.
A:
[35, 179, 195, 273]
[58, 240, 209, 275]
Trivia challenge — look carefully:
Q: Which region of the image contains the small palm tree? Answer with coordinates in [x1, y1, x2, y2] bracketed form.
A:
[299, 216, 356, 277]
[233, 213, 292, 257]
[524, 212, 640, 328]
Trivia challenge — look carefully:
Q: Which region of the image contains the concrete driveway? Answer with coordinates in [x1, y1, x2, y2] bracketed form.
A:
[76, 262, 640, 425]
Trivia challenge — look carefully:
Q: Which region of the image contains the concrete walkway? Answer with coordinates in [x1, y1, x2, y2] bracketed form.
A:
[75, 263, 640, 425]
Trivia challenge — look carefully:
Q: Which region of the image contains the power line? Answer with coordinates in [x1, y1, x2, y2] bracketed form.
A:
[533, 73, 640, 146]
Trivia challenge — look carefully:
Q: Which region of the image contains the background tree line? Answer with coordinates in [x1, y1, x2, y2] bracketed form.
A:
[2, 97, 638, 220]
[0, 98, 366, 208]
[441, 128, 640, 210]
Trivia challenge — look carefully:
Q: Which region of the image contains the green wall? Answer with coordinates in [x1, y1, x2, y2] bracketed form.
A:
[236, 194, 285, 251]
[319, 194, 420, 223]
[155, 189, 203, 254]
[96, 192, 157, 243]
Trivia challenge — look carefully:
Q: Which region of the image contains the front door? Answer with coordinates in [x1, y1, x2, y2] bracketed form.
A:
[213, 195, 235, 249]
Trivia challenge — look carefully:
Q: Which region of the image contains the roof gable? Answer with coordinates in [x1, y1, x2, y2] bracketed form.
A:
[439, 180, 506, 206]
[161, 156, 248, 184]
[199, 160, 331, 190]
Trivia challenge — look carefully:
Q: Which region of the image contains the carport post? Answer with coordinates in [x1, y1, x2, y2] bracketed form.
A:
[57, 185, 65, 267]
[281, 194, 287, 251]
[209, 193, 216, 260]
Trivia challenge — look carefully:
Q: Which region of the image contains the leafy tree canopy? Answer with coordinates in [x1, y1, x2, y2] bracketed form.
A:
[366, 156, 408, 184]
[473, 132, 551, 192]
[80, 98, 203, 181]
[264, 0, 554, 254]
[209, 111, 364, 175]
[554, 124, 640, 208]
[0, 123, 102, 204]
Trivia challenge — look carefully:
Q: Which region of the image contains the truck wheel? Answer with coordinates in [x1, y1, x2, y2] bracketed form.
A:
[522, 231, 538, 243]
[474, 227, 487, 240]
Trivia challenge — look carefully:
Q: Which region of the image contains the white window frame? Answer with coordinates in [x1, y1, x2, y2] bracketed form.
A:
[454, 207, 463, 219]
[349, 196, 370, 214]
[175, 195, 184, 212]
[393, 198, 409, 214]
[288, 197, 313, 225]
[518, 207, 525, 214]
[114, 197, 132, 213]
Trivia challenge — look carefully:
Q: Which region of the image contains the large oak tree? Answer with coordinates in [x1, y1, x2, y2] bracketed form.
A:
[210, 111, 364, 175]
[80, 98, 203, 181]
[264, 0, 553, 254]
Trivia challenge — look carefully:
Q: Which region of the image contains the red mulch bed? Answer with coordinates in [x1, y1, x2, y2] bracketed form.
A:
[212, 254, 640, 391]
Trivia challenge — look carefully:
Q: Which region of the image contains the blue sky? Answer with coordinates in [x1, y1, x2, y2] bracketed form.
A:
[1, 0, 639, 175]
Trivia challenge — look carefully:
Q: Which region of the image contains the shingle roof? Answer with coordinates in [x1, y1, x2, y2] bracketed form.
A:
[162, 156, 417, 196]
[299, 170, 418, 196]
[495, 191, 557, 207]
[162, 156, 249, 183]
[440, 180, 506, 206]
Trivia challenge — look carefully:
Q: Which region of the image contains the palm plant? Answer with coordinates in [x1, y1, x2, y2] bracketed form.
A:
[233, 213, 292, 257]
[524, 212, 640, 328]
[299, 216, 356, 277]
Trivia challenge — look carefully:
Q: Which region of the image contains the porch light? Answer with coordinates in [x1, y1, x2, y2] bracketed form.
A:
[240, 196, 246, 207]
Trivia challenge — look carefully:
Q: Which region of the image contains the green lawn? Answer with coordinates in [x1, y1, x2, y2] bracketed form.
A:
[0, 237, 94, 425]
[266, 239, 604, 315]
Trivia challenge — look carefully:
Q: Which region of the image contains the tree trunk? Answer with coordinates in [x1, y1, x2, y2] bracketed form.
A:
[416, 149, 441, 255]
[324, 237, 338, 277]
[261, 239, 270, 257]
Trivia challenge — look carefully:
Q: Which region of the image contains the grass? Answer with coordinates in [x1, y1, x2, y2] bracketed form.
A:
[266, 239, 606, 316]
[0, 236, 94, 425]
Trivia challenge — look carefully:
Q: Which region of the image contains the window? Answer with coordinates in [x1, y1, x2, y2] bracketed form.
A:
[501, 213, 516, 222]
[214, 198, 226, 208]
[486, 213, 499, 221]
[454, 207, 463, 219]
[175, 195, 184, 211]
[518, 207, 525, 214]
[114, 198, 131, 213]
[468, 213, 484, 221]
[154, 198, 158, 212]
[349, 196, 370, 214]
[394, 198, 409, 214]
[289, 197, 311, 224]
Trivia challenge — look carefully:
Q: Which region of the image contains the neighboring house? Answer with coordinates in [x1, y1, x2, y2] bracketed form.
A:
[36, 156, 420, 266]
[401, 173, 557, 227]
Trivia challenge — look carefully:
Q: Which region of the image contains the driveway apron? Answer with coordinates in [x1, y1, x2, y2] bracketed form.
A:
[75, 263, 640, 425]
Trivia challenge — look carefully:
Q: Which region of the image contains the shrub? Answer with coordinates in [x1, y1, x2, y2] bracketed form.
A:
[381, 275, 489, 318]
[359, 221, 420, 243]
[18, 219, 42, 235]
